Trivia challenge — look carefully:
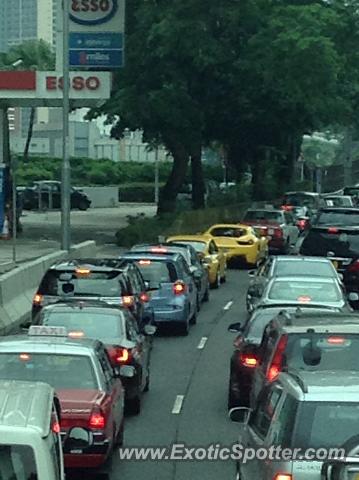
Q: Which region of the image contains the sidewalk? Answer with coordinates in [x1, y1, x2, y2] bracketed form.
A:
[0, 238, 60, 273]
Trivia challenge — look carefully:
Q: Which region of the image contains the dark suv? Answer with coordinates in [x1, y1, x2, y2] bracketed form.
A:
[250, 310, 359, 407]
[32, 259, 152, 329]
[300, 207, 359, 304]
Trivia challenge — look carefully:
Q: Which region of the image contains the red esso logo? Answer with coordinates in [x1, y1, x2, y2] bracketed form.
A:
[46, 76, 101, 91]
[70, 0, 118, 26]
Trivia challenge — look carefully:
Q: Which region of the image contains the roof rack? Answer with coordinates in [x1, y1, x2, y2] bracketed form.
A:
[286, 368, 308, 393]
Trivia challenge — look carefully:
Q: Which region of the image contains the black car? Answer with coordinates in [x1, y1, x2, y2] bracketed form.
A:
[227, 305, 343, 409]
[31, 259, 151, 330]
[22, 181, 91, 211]
[300, 207, 359, 306]
[34, 301, 156, 414]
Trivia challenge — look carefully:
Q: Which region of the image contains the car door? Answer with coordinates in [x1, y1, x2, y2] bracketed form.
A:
[209, 240, 222, 276]
[96, 347, 124, 436]
[190, 248, 207, 298]
[250, 325, 279, 406]
[240, 385, 283, 480]
[126, 312, 149, 392]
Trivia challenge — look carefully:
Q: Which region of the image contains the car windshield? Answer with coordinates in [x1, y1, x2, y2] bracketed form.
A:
[209, 227, 248, 237]
[283, 194, 316, 207]
[170, 241, 207, 253]
[315, 210, 359, 226]
[38, 270, 124, 297]
[323, 197, 353, 207]
[293, 401, 359, 449]
[0, 445, 38, 480]
[274, 261, 334, 277]
[284, 333, 359, 371]
[268, 280, 341, 302]
[0, 353, 98, 390]
[135, 260, 178, 288]
[43, 311, 124, 340]
[243, 211, 282, 222]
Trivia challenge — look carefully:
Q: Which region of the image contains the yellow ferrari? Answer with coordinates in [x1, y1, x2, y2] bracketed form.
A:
[203, 224, 268, 267]
[166, 234, 227, 289]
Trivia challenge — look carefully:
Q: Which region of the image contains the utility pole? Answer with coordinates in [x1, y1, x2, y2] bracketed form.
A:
[61, 0, 71, 250]
[344, 127, 353, 187]
[154, 147, 159, 204]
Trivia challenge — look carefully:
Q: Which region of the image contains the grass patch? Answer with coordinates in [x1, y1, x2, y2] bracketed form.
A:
[115, 203, 249, 247]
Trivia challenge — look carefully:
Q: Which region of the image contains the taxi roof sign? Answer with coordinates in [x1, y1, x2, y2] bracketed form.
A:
[28, 326, 67, 337]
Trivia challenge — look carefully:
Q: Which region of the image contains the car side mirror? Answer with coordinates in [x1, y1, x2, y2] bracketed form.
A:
[64, 427, 93, 453]
[228, 407, 251, 423]
[119, 365, 136, 378]
[21, 320, 32, 330]
[348, 292, 359, 302]
[192, 270, 202, 280]
[144, 280, 150, 290]
[248, 270, 256, 277]
[228, 322, 242, 333]
[143, 324, 157, 336]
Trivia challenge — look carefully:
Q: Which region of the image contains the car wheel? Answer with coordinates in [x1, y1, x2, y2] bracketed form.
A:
[179, 320, 189, 336]
[211, 271, 220, 289]
[196, 294, 201, 312]
[114, 420, 124, 447]
[78, 200, 89, 211]
[127, 395, 141, 415]
[144, 371, 150, 392]
[203, 285, 210, 302]
[221, 271, 227, 283]
[228, 375, 241, 410]
[190, 308, 197, 325]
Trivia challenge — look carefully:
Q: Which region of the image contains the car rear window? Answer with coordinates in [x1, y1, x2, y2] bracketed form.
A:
[293, 401, 359, 449]
[0, 353, 98, 390]
[170, 241, 207, 253]
[315, 210, 359, 226]
[268, 280, 341, 302]
[283, 194, 317, 207]
[38, 270, 126, 297]
[0, 445, 38, 479]
[274, 261, 334, 277]
[301, 229, 359, 257]
[243, 211, 283, 223]
[210, 227, 248, 237]
[135, 260, 178, 288]
[43, 311, 124, 340]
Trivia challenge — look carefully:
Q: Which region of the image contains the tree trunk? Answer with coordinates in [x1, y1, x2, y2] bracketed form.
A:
[23, 107, 35, 163]
[157, 140, 189, 214]
[191, 141, 205, 209]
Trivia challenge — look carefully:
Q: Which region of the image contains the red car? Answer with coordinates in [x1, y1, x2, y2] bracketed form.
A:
[0, 326, 132, 469]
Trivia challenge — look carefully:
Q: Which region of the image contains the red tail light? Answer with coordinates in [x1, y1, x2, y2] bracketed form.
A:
[240, 353, 258, 368]
[122, 295, 135, 307]
[327, 336, 345, 344]
[33, 293, 43, 305]
[281, 205, 293, 212]
[107, 346, 131, 365]
[51, 420, 61, 434]
[297, 219, 307, 230]
[266, 335, 288, 382]
[140, 292, 150, 303]
[89, 408, 106, 429]
[328, 227, 339, 234]
[274, 475, 292, 480]
[173, 281, 187, 295]
[348, 260, 359, 273]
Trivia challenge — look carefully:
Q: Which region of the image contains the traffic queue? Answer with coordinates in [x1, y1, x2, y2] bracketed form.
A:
[3, 192, 359, 479]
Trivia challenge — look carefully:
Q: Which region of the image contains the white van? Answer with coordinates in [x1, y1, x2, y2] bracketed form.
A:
[0, 379, 64, 480]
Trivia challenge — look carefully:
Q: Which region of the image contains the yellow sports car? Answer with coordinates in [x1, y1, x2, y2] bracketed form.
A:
[203, 224, 268, 267]
[166, 234, 227, 289]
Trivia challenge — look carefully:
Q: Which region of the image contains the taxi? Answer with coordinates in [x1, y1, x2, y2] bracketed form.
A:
[203, 223, 268, 267]
[0, 326, 130, 470]
[166, 234, 226, 288]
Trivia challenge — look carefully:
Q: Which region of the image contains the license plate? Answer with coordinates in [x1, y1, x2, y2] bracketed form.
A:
[332, 260, 338, 270]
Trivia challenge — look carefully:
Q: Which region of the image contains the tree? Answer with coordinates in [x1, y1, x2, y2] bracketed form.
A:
[0, 40, 55, 162]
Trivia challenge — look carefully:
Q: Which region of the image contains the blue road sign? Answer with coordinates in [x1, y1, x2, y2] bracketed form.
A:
[69, 49, 124, 68]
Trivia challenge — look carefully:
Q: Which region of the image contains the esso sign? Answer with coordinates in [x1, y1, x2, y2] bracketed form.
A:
[46, 76, 101, 91]
[70, 0, 118, 25]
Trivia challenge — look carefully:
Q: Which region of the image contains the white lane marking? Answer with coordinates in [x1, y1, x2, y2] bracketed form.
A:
[224, 301, 233, 311]
[197, 337, 208, 350]
[172, 395, 185, 414]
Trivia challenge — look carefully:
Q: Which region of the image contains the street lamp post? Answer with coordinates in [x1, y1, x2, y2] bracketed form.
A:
[61, 0, 71, 250]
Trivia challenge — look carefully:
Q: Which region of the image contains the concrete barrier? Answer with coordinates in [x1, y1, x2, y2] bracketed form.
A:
[0, 241, 97, 334]
[79, 186, 119, 208]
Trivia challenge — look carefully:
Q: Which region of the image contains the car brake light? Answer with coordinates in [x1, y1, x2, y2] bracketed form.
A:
[266, 335, 288, 382]
[75, 268, 91, 276]
[239, 353, 258, 368]
[33, 293, 43, 305]
[297, 219, 307, 229]
[274, 228, 283, 239]
[51, 420, 61, 434]
[327, 336, 345, 344]
[107, 346, 131, 365]
[274, 475, 292, 480]
[348, 260, 359, 273]
[328, 227, 339, 234]
[122, 295, 135, 307]
[19, 353, 31, 361]
[140, 292, 150, 303]
[68, 331, 85, 338]
[151, 247, 168, 253]
[281, 205, 293, 212]
[89, 408, 106, 429]
[297, 295, 312, 303]
[173, 281, 187, 295]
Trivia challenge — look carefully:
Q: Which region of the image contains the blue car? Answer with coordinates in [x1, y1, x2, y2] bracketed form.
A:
[118, 252, 198, 335]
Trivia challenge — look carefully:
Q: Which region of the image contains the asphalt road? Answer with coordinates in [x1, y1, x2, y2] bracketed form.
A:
[69, 244, 247, 480]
